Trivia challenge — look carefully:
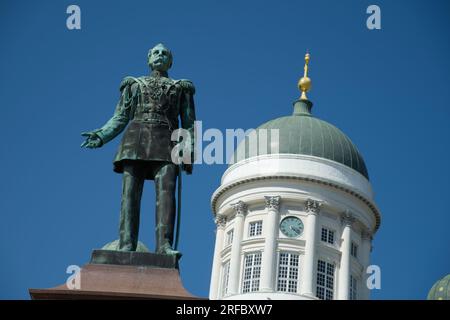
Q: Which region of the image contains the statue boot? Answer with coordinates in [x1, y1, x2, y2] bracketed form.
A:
[154, 162, 181, 257]
[156, 222, 182, 258]
[118, 164, 144, 252]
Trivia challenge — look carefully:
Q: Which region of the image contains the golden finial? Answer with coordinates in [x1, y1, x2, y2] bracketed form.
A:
[298, 52, 312, 100]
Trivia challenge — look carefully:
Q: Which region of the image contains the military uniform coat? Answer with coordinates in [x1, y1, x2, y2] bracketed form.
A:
[95, 71, 196, 179]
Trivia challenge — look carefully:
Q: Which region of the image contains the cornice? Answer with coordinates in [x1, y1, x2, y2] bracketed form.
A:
[211, 174, 381, 232]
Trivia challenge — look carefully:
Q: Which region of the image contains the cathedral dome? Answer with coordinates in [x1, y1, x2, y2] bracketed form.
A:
[232, 100, 369, 180]
[209, 53, 381, 300]
[427, 274, 450, 300]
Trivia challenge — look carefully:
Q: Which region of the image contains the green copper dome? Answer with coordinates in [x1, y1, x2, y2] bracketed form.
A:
[427, 274, 450, 300]
[232, 100, 369, 180]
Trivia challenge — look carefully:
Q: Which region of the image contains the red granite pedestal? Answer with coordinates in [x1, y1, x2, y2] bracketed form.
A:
[29, 250, 201, 300]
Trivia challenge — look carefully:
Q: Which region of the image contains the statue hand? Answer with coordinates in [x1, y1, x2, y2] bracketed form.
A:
[182, 163, 193, 175]
[81, 131, 103, 148]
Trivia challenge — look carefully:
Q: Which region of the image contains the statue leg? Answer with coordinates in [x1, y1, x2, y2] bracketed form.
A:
[154, 162, 179, 256]
[118, 162, 145, 251]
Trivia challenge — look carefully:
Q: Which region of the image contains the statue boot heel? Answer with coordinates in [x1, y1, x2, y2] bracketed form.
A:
[156, 223, 182, 258]
[158, 243, 182, 258]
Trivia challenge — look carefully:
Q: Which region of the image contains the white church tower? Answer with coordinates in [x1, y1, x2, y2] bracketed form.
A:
[209, 53, 381, 300]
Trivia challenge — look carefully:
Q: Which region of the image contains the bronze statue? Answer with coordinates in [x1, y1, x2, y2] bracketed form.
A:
[81, 44, 196, 256]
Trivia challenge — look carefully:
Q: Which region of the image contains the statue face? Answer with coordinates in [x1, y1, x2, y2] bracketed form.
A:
[148, 44, 172, 72]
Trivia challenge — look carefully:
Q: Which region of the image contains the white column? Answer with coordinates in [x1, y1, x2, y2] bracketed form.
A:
[301, 198, 322, 297]
[361, 230, 372, 300]
[209, 215, 227, 300]
[227, 201, 247, 295]
[337, 212, 355, 300]
[260, 196, 281, 292]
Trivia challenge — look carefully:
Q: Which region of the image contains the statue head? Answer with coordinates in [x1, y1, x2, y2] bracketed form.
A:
[148, 43, 173, 72]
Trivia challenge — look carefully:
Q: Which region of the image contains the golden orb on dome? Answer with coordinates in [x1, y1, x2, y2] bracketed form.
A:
[298, 52, 312, 100]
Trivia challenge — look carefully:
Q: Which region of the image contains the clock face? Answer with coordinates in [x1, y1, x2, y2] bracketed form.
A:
[280, 216, 304, 238]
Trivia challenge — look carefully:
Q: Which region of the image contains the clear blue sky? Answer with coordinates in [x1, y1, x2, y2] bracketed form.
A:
[1, 0, 449, 299]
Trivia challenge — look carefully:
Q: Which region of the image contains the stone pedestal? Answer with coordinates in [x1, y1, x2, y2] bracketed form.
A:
[29, 250, 201, 300]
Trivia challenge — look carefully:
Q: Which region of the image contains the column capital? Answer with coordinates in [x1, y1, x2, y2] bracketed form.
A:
[341, 210, 356, 227]
[305, 198, 322, 214]
[264, 196, 281, 211]
[214, 215, 227, 228]
[231, 200, 248, 217]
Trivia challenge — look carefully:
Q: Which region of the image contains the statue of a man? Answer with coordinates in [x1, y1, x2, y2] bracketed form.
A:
[81, 44, 196, 256]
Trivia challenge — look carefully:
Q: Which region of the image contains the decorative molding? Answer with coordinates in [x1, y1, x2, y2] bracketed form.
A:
[231, 201, 248, 217]
[210, 175, 381, 232]
[317, 244, 342, 260]
[341, 210, 356, 227]
[214, 215, 227, 228]
[240, 238, 266, 247]
[264, 196, 281, 211]
[220, 246, 232, 258]
[277, 238, 306, 248]
[305, 198, 322, 214]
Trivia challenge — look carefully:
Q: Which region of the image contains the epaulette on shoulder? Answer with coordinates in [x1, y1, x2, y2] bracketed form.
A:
[179, 79, 196, 95]
[119, 76, 140, 91]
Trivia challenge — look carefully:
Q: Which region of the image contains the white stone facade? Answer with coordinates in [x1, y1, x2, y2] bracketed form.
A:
[209, 154, 380, 300]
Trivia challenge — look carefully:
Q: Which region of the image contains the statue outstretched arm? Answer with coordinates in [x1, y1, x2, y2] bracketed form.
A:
[81, 78, 138, 148]
[179, 79, 196, 174]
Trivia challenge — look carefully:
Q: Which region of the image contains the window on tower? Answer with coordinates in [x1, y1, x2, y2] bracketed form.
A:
[316, 260, 335, 300]
[221, 260, 230, 297]
[277, 252, 300, 293]
[350, 275, 358, 300]
[242, 252, 262, 293]
[351, 242, 358, 259]
[321, 227, 335, 245]
[248, 221, 263, 237]
[226, 229, 234, 247]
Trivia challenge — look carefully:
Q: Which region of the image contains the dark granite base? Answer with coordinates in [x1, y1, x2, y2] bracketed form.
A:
[90, 250, 179, 269]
